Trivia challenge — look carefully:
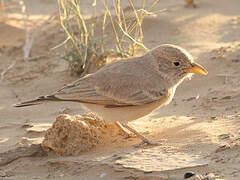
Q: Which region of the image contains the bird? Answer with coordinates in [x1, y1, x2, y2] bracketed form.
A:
[14, 44, 207, 146]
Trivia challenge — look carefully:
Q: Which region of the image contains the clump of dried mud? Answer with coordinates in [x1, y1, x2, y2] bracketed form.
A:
[42, 113, 109, 156]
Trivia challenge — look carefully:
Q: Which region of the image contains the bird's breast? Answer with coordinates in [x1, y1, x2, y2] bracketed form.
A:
[164, 87, 176, 105]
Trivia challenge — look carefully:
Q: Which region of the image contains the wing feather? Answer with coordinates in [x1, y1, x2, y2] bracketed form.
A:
[53, 63, 168, 106]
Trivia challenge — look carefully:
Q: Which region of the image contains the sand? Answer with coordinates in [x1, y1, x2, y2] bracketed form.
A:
[0, 0, 240, 179]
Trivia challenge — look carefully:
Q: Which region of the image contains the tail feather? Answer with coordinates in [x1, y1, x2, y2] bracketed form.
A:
[14, 95, 61, 107]
[14, 94, 110, 108]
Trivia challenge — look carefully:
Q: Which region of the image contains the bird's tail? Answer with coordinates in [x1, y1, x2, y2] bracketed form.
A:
[14, 95, 62, 107]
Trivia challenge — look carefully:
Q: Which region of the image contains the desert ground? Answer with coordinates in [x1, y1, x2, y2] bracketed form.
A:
[0, 0, 240, 179]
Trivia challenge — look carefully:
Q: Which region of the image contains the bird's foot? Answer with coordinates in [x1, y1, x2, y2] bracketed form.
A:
[133, 138, 160, 148]
[119, 122, 164, 147]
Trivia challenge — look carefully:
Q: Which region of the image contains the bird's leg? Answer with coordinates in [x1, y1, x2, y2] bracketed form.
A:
[120, 123, 160, 147]
[114, 121, 132, 139]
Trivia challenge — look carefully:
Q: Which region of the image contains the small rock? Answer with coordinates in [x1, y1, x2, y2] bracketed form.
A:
[183, 95, 199, 102]
[184, 172, 195, 179]
[32, 176, 41, 179]
[41, 114, 108, 156]
[100, 173, 107, 178]
[232, 59, 240, 63]
[215, 144, 231, 153]
[221, 96, 232, 100]
[210, 116, 217, 120]
[218, 133, 233, 140]
[211, 97, 218, 100]
[184, 172, 217, 180]
[0, 171, 7, 177]
[58, 107, 71, 114]
[26, 123, 52, 133]
[21, 123, 34, 128]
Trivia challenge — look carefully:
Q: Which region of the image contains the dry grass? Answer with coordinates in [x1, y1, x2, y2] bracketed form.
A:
[57, 0, 161, 76]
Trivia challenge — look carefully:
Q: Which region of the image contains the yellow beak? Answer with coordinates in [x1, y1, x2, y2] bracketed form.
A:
[188, 62, 208, 75]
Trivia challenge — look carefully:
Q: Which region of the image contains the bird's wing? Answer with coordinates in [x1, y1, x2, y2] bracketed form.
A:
[53, 71, 168, 106]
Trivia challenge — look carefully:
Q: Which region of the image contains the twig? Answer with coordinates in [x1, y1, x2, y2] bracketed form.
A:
[57, 0, 160, 75]
[19, 0, 32, 59]
[50, 36, 70, 51]
[25, 13, 57, 60]
[137, 8, 167, 16]
[22, 13, 57, 60]
[20, 0, 57, 60]
[103, 1, 122, 52]
[118, 24, 147, 50]
[0, 61, 16, 81]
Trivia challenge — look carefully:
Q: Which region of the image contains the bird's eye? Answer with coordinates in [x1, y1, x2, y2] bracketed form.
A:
[173, 61, 180, 66]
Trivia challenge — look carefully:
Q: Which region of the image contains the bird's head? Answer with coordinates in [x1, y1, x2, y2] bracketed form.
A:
[149, 44, 207, 86]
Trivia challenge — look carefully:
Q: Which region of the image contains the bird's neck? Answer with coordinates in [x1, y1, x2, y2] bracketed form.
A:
[159, 71, 189, 92]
